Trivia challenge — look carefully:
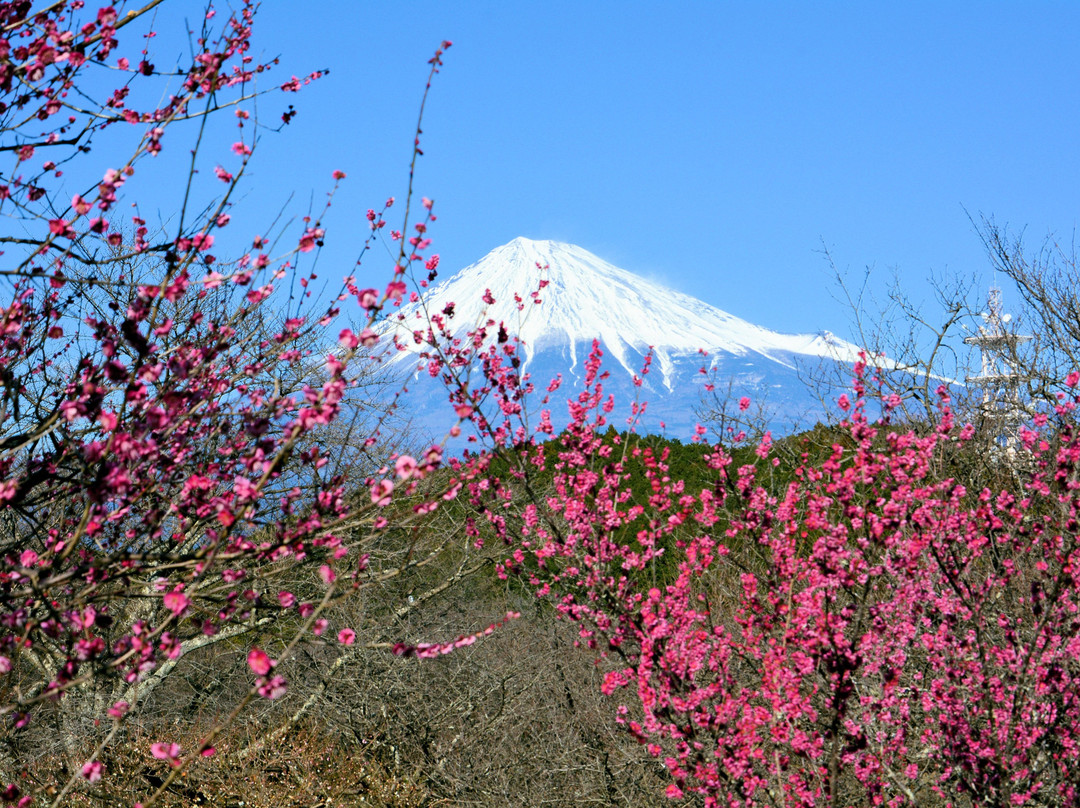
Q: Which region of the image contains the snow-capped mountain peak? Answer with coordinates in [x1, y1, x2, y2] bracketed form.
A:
[386, 237, 861, 393]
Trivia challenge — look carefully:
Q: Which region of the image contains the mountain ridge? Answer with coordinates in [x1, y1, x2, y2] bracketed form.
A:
[384, 237, 861, 393]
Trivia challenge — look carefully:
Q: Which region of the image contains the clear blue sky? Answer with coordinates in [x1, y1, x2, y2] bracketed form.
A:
[207, 2, 1079, 339]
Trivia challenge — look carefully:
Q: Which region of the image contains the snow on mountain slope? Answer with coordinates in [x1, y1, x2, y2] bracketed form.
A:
[384, 237, 862, 394]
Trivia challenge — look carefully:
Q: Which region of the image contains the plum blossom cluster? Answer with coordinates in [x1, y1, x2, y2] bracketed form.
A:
[431, 305, 1080, 806]
[0, 4, 480, 804]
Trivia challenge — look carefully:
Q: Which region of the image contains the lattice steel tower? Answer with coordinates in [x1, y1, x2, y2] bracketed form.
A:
[963, 287, 1032, 450]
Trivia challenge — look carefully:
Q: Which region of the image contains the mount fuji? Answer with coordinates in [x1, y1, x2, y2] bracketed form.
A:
[380, 237, 863, 438]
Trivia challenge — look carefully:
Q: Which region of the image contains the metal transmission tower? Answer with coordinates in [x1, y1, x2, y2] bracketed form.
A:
[963, 287, 1033, 450]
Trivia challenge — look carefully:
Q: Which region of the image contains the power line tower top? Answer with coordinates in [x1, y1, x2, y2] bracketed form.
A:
[963, 287, 1032, 449]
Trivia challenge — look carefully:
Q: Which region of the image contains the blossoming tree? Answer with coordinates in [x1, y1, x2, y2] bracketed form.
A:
[425, 310, 1080, 806]
[0, 2, 506, 804]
